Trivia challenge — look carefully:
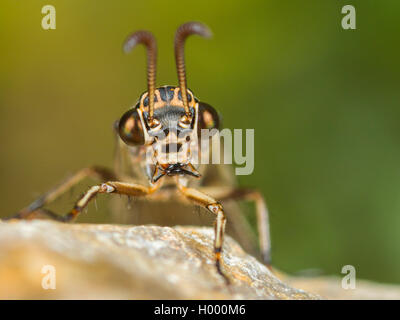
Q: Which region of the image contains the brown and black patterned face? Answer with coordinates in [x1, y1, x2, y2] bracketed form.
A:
[117, 22, 219, 182]
[118, 86, 198, 146]
[118, 86, 220, 182]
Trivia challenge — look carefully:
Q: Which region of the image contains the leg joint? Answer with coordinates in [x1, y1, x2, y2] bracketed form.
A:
[100, 183, 116, 193]
[207, 202, 223, 215]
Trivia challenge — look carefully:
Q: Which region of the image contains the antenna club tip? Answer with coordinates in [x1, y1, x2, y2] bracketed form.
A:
[123, 36, 138, 54]
[202, 27, 213, 39]
[192, 22, 213, 38]
[178, 21, 213, 40]
[123, 30, 156, 54]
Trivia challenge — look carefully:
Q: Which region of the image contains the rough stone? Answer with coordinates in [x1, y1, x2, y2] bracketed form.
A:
[2, 220, 399, 299]
[0, 220, 317, 299]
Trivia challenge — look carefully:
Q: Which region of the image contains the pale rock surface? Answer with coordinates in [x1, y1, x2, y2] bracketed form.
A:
[1, 220, 399, 299]
[0, 220, 317, 299]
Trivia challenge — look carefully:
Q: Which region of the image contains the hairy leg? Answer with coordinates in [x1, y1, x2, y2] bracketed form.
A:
[197, 186, 271, 267]
[63, 181, 159, 222]
[6, 181, 160, 222]
[5, 166, 116, 220]
[176, 183, 229, 284]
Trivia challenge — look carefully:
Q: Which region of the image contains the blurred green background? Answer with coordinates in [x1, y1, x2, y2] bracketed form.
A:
[1, 0, 400, 284]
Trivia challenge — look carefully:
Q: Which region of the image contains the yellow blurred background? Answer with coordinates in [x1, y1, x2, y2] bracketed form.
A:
[1, 0, 400, 283]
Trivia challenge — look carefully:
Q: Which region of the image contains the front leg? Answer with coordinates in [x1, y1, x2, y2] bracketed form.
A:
[198, 186, 272, 268]
[5, 180, 159, 223]
[65, 181, 159, 222]
[4, 166, 117, 221]
[176, 183, 229, 284]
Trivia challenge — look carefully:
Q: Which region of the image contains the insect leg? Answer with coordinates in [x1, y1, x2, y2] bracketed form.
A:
[5, 166, 117, 221]
[176, 184, 229, 284]
[204, 187, 272, 268]
[63, 181, 159, 222]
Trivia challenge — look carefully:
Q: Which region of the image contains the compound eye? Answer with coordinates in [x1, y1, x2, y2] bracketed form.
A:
[198, 102, 220, 134]
[118, 108, 145, 145]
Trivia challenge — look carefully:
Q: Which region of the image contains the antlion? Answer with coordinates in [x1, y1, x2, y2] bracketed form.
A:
[5, 22, 272, 284]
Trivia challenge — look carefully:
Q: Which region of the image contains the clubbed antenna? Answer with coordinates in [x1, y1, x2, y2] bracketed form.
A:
[174, 22, 212, 119]
[124, 31, 157, 122]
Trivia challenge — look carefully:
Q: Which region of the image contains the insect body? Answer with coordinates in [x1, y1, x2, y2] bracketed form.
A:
[7, 22, 271, 283]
